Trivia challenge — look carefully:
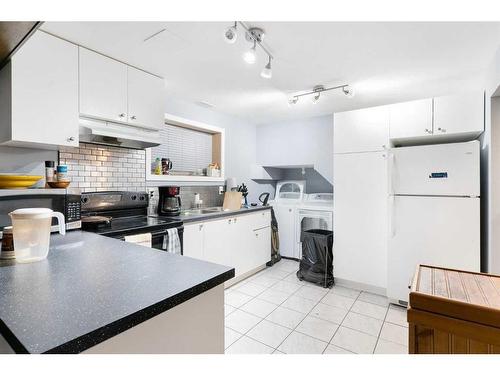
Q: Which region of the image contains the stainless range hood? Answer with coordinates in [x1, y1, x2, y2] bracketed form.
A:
[79, 117, 160, 150]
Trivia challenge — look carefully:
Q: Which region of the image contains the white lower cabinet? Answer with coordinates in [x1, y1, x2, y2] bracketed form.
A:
[182, 211, 271, 279]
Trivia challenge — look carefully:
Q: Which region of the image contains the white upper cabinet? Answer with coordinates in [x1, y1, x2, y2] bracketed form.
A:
[79, 47, 164, 130]
[334, 106, 389, 154]
[0, 31, 79, 148]
[79, 48, 128, 123]
[389, 98, 433, 140]
[433, 92, 484, 136]
[127, 66, 164, 130]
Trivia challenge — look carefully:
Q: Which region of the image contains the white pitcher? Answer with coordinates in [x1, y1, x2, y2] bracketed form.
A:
[9, 208, 66, 263]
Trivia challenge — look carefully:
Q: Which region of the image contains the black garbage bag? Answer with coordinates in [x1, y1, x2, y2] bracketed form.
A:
[296, 229, 334, 288]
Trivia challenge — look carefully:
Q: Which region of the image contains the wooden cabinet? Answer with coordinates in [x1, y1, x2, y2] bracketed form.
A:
[127, 66, 164, 130]
[433, 92, 484, 136]
[333, 151, 388, 289]
[408, 265, 500, 354]
[79, 47, 128, 124]
[0, 31, 79, 148]
[272, 205, 296, 258]
[334, 106, 389, 153]
[182, 210, 271, 281]
[79, 47, 164, 130]
[389, 98, 433, 140]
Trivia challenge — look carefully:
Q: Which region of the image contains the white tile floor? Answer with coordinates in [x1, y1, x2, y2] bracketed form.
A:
[224, 259, 408, 354]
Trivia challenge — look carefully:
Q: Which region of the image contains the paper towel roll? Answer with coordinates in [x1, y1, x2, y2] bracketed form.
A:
[226, 177, 237, 191]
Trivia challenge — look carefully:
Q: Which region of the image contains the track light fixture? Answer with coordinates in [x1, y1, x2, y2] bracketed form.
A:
[287, 84, 355, 105]
[261, 56, 272, 79]
[224, 21, 274, 79]
[223, 22, 238, 44]
[243, 40, 257, 64]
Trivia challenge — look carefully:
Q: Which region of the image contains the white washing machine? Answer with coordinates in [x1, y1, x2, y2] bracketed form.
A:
[295, 193, 333, 259]
[270, 181, 305, 259]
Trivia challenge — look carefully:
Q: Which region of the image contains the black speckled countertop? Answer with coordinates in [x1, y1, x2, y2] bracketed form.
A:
[0, 231, 234, 354]
[175, 205, 271, 224]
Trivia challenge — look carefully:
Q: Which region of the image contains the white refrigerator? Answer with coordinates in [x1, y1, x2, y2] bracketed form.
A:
[387, 141, 481, 304]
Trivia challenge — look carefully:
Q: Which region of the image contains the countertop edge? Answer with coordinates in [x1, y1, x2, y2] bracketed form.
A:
[2, 268, 234, 354]
[181, 206, 271, 224]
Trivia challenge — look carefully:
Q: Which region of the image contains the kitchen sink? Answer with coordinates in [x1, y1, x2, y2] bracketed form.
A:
[180, 207, 229, 216]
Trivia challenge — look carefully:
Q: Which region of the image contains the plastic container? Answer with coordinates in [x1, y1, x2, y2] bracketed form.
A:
[56, 165, 69, 182]
[9, 208, 66, 263]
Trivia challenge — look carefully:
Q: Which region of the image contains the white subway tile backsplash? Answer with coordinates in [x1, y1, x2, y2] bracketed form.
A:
[59, 143, 146, 192]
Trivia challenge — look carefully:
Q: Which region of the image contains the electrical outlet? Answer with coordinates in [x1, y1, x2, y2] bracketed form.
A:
[218, 186, 224, 194]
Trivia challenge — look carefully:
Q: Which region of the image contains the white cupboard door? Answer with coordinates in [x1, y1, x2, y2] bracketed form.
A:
[433, 92, 484, 136]
[333, 151, 388, 289]
[334, 106, 389, 153]
[272, 205, 296, 258]
[127, 67, 165, 130]
[79, 47, 128, 123]
[11, 31, 79, 146]
[252, 227, 271, 269]
[389, 98, 433, 139]
[388, 196, 480, 303]
[182, 223, 204, 260]
[203, 218, 233, 268]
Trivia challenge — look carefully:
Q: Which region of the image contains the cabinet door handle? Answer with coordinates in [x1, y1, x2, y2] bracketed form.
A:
[199, 224, 203, 231]
[233, 217, 237, 223]
[228, 219, 232, 224]
[255, 233, 259, 237]
[119, 113, 126, 118]
[130, 115, 137, 120]
[288, 209, 292, 212]
[424, 128, 432, 134]
[438, 127, 446, 133]
[67, 136, 75, 142]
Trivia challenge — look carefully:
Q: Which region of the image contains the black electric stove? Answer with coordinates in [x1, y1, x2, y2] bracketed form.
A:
[80, 191, 183, 252]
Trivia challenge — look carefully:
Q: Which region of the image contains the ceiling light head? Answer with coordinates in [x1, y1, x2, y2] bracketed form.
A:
[224, 22, 238, 44]
[245, 27, 265, 43]
[342, 85, 355, 98]
[260, 57, 272, 79]
[311, 85, 324, 104]
[243, 41, 257, 64]
[288, 96, 298, 106]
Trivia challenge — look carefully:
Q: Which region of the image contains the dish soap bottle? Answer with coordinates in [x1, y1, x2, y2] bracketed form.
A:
[154, 158, 162, 175]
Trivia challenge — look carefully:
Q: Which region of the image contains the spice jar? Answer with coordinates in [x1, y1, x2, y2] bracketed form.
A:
[0, 226, 15, 260]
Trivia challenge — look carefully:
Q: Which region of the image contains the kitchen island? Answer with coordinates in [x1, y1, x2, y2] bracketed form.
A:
[0, 231, 234, 354]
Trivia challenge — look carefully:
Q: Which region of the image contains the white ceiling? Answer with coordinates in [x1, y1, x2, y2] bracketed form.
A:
[41, 22, 500, 125]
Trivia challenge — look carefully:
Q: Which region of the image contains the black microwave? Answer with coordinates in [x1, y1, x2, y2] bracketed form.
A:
[0, 189, 82, 233]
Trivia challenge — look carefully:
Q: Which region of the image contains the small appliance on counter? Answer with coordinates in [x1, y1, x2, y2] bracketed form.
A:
[0, 188, 81, 235]
[80, 191, 183, 252]
[157, 186, 182, 216]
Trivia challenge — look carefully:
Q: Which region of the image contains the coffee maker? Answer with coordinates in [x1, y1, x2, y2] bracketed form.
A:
[158, 186, 182, 216]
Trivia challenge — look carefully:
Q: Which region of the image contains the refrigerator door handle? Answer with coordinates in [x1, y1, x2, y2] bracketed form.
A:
[387, 150, 395, 196]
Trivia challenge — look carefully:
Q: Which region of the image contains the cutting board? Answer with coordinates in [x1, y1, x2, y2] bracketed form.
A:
[223, 191, 242, 211]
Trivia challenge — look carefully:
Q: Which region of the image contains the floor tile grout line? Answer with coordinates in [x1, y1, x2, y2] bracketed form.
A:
[372, 302, 390, 354]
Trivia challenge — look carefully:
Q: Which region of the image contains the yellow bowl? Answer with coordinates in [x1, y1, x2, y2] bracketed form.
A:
[0, 175, 43, 189]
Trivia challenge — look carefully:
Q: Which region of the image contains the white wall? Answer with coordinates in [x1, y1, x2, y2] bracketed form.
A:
[158, 97, 270, 203]
[256, 114, 334, 188]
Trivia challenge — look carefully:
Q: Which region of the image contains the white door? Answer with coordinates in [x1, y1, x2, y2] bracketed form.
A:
[252, 227, 271, 269]
[334, 106, 389, 154]
[11, 31, 79, 146]
[333, 151, 388, 289]
[389, 98, 433, 139]
[127, 66, 165, 130]
[388, 196, 480, 303]
[183, 223, 204, 260]
[391, 141, 480, 197]
[433, 92, 484, 135]
[272, 204, 296, 258]
[203, 218, 233, 268]
[79, 47, 128, 123]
